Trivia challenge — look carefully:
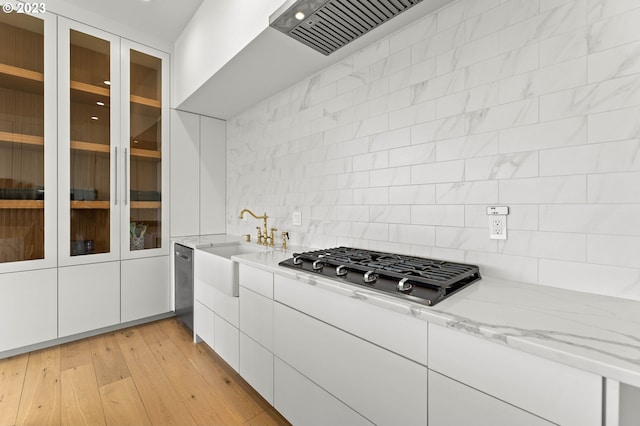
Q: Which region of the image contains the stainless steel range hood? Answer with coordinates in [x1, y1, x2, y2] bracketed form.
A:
[269, 0, 424, 55]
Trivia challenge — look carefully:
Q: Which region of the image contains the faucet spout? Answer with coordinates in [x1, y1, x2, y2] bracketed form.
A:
[239, 208, 267, 220]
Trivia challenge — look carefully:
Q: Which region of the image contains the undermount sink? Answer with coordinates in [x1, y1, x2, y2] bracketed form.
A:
[194, 243, 266, 297]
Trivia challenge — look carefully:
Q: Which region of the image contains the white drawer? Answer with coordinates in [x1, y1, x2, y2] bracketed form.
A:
[428, 323, 601, 426]
[194, 277, 214, 311]
[239, 286, 273, 352]
[214, 315, 239, 372]
[212, 287, 239, 328]
[274, 357, 373, 426]
[194, 301, 214, 348]
[239, 264, 273, 299]
[240, 332, 274, 404]
[274, 302, 428, 426]
[274, 274, 428, 365]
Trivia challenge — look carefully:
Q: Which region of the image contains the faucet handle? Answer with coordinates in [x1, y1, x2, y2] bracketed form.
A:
[270, 227, 278, 233]
[242, 234, 251, 242]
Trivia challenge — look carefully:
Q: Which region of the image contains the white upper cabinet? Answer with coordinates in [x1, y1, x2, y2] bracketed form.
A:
[58, 19, 170, 266]
[0, 8, 57, 273]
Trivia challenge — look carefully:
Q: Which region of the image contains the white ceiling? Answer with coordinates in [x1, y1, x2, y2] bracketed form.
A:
[50, 0, 203, 43]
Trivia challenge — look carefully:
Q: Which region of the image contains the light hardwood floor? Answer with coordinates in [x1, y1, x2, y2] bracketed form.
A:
[0, 318, 290, 426]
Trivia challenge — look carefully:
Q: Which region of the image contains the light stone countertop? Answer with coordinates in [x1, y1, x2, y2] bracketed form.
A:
[226, 243, 640, 389]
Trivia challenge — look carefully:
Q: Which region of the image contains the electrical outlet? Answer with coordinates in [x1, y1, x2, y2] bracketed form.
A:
[490, 215, 507, 240]
[292, 211, 302, 226]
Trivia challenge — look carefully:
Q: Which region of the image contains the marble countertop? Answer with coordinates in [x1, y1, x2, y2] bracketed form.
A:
[171, 234, 243, 249]
[229, 244, 640, 389]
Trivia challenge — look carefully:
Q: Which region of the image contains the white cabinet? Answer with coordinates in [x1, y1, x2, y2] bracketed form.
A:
[274, 302, 428, 426]
[170, 111, 225, 237]
[194, 300, 215, 347]
[274, 358, 373, 426]
[214, 314, 239, 371]
[428, 323, 602, 426]
[239, 286, 273, 351]
[121, 256, 171, 322]
[0, 269, 57, 353]
[428, 370, 553, 426]
[58, 262, 120, 337]
[240, 332, 274, 404]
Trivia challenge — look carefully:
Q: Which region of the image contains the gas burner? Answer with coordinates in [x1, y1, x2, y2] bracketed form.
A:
[278, 247, 481, 306]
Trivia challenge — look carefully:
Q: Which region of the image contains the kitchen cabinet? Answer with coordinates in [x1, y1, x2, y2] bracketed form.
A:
[238, 264, 275, 404]
[58, 262, 120, 337]
[428, 370, 553, 426]
[58, 18, 170, 265]
[170, 110, 225, 237]
[0, 9, 57, 274]
[274, 357, 372, 426]
[274, 301, 428, 426]
[0, 269, 57, 353]
[428, 323, 601, 426]
[121, 256, 170, 323]
[194, 248, 239, 370]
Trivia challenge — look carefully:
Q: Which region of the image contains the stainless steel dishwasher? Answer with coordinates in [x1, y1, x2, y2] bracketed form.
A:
[174, 243, 194, 331]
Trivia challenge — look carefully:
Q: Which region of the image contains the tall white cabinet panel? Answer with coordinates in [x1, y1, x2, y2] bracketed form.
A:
[240, 332, 274, 404]
[428, 371, 553, 426]
[199, 116, 225, 235]
[121, 255, 170, 322]
[214, 314, 239, 372]
[57, 19, 122, 267]
[274, 302, 428, 426]
[170, 110, 199, 237]
[0, 9, 57, 274]
[58, 262, 120, 337]
[0, 269, 57, 353]
[169, 111, 225, 237]
[274, 358, 373, 426]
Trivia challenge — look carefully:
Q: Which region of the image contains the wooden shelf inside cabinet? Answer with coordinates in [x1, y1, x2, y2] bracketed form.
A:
[130, 94, 160, 109]
[130, 148, 161, 159]
[130, 201, 161, 209]
[0, 63, 44, 94]
[0, 131, 44, 146]
[70, 140, 110, 154]
[0, 200, 44, 209]
[71, 201, 110, 209]
[70, 80, 110, 104]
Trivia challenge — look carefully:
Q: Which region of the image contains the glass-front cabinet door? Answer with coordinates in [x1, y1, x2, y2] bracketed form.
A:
[0, 8, 56, 273]
[122, 41, 169, 258]
[58, 19, 121, 265]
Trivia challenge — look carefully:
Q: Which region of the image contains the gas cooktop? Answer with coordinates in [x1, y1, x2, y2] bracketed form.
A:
[278, 247, 481, 306]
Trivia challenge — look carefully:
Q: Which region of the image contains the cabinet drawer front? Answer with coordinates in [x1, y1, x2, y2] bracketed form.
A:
[274, 302, 428, 426]
[194, 301, 215, 348]
[274, 358, 373, 426]
[212, 287, 239, 328]
[274, 274, 428, 365]
[239, 287, 273, 351]
[429, 370, 553, 426]
[214, 315, 239, 372]
[194, 278, 215, 311]
[240, 332, 274, 404]
[428, 324, 601, 426]
[239, 264, 273, 299]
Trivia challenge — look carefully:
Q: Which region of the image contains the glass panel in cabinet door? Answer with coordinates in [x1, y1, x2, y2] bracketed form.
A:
[69, 30, 111, 256]
[0, 12, 45, 264]
[129, 50, 161, 251]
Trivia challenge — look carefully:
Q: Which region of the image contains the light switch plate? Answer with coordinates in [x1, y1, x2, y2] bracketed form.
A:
[292, 211, 302, 226]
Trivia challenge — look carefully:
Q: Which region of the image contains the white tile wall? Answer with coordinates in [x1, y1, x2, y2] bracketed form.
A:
[227, 0, 640, 300]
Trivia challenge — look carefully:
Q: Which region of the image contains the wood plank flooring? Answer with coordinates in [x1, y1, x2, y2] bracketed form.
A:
[0, 318, 290, 426]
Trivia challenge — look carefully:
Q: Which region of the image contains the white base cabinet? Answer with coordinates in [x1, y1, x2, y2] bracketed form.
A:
[194, 300, 215, 347]
[240, 332, 274, 404]
[58, 262, 120, 337]
[121, 256, 171, 323]
[274, 302, 428, 426]
[214, 314, 239, 371]
[428, 370, 553, 426]
[0, 269, 57, 353]
[274, 358, 372, 426]
[428, 323, 602, 426]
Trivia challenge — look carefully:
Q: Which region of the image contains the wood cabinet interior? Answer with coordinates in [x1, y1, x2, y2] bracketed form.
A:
[0, 13, 45, 264]
[68, 29, 111, 256]
[129, 49, 162, 251]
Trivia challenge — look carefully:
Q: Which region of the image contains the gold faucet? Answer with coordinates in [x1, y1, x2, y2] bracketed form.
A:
[239, 209, 272, 246]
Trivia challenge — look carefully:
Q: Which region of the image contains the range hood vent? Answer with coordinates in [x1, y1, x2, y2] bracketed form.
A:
[270, 0, 424, 55]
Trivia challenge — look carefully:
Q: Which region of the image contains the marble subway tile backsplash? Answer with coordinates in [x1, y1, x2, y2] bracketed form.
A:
[227, 0, 640, 300]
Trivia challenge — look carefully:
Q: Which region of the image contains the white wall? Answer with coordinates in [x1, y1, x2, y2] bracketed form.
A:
[226, 0, 640, 301]
[173, 0, 283, 107]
